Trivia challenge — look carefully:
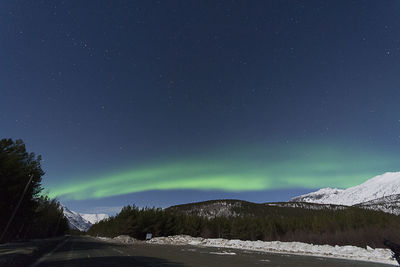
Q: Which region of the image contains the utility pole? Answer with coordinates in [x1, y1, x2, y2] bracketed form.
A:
[0, 174, 34, 243]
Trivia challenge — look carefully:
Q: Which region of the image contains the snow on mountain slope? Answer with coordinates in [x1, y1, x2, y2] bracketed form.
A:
[62, 206, 92, 231]
[290, 188, 344, 203]
[356, 194, 400, 215]
[62, 205, 109, 231]
[80, 213, 109, 224]
[266, 201, 348, 211]
[167, 200, 243, 219]
[291, 172, 400, 206]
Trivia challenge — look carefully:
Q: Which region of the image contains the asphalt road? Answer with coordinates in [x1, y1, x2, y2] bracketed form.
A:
[1, 236, 395, 267]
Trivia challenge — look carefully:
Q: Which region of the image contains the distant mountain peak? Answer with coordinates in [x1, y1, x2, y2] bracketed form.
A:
[61, 205, 109, 231]
[80, 213, 109, 225]
[291, 188, 344, 203]
[291, 171, 400, 208]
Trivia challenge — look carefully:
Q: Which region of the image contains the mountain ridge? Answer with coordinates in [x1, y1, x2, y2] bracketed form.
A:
[62, 205, 109, 231]
[291, 172, 400, 206]
[290, 171, 400, 215]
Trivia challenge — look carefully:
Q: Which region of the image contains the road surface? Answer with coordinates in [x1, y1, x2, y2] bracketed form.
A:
[0, 236, 394, 266]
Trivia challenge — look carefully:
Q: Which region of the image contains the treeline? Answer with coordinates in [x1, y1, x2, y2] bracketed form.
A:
[88, 201, 400, 248]
[0, 139, 69, 243]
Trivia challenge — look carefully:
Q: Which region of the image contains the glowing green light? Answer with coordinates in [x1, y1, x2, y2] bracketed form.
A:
[47, 142, 399, 200]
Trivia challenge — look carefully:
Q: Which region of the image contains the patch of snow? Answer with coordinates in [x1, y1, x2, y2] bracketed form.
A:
[94, 235, 138, 244]
[210, 251, 236, 255]
[146, 235, 396, 265]
[96, 236, 112, 241]
[112, 235, 138, 244]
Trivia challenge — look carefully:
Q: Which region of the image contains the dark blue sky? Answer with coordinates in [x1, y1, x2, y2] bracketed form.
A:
[2, 1, 400, 214]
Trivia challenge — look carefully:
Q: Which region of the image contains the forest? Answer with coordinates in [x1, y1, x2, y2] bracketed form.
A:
[0, 138, 69, 243]
[88, 200, 400, 248]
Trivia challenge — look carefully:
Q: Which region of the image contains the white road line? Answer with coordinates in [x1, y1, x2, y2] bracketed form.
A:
[30, 237, 70, 267]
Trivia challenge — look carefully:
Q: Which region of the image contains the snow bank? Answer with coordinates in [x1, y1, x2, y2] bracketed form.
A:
[210, 251, 236, 255]
[147, 235, 397, 265]
[96, 236, 112, 241]
[112, 235, 138, 244]
[94, 235, 138, 244]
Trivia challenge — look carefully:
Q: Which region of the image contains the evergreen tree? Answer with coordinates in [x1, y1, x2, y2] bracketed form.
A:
[0, 138, 68, 242]
[0, 139, 44, 242]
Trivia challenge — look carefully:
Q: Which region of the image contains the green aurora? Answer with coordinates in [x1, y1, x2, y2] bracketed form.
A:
[48, 143, 399, 200]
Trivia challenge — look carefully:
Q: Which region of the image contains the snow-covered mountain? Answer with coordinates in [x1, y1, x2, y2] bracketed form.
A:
[80, 213, 109, 225]
[290, 172, 400, 214]
[291, 188, 344, 203]
[62, 206, 92, 231]
[62, 205, 109, 231]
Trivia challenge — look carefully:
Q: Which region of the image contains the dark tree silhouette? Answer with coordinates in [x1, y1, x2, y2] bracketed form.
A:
[0, 138, 68, 242]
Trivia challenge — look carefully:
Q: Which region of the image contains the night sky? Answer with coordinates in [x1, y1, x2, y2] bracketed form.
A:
[2, 1, 400, 214]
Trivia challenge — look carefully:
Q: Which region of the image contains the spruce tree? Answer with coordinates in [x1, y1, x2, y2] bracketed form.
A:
[0, 139, 44, 242]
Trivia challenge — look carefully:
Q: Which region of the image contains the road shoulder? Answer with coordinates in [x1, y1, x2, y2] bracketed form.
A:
[0, 236, 67, 267]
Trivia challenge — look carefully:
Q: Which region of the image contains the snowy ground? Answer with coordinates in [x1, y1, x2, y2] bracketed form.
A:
[94, 235, 397, 265]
